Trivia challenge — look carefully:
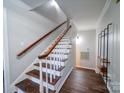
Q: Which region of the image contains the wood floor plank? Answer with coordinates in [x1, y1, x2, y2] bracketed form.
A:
[60, 67, 109, 93]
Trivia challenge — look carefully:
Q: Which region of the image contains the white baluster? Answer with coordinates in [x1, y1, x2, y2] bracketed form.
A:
[39, 59, 43, 93]
[45, 57, 48, 93]
[59, 50, 62, 53]
[53, 57, 56, 79]
[61, 54, 63, 66]
[49, 55, 52, 83]
[57, 56, 60, 70]
[58, 54, 61, 68]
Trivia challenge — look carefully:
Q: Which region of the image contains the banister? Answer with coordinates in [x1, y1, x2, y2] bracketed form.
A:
[38, 25, 72, 59]
[17, 20, 67, 57]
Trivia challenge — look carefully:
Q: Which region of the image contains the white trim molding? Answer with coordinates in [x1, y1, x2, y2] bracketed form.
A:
[76, 66, 95, 71]
[3, 7, 11, 93]
[96, 0, 111, 27]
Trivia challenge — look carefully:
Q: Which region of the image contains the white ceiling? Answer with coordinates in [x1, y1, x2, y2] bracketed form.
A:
[56, 0, 107, 31]
[19, 0, 67, 23]
[19, 0, 107, 31]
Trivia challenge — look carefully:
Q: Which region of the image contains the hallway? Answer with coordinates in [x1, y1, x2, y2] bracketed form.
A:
[60, 68, 109, 93]
[3, 0, 120, 93]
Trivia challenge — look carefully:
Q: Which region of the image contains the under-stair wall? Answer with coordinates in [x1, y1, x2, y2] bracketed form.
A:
[12, 26, 74, 93]
[4, 0, 68, 93]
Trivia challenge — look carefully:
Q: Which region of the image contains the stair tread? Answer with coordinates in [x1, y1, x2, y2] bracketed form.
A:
[26, 69, 61, 85]
[34, 63, 65, 71]
[15, 79, 55, 93]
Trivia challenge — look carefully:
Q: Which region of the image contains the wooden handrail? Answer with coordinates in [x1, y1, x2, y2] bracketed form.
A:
[38, 25, 72, 59]
[17, 21, 67, 57]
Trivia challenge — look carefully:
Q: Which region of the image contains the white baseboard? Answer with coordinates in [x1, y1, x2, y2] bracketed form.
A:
[76, 66, 95, 71]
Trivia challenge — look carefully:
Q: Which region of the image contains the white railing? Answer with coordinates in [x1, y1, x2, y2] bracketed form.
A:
[38, 37, 72, 93]
[38, 25, 72, 93]
[39, 59, 43, 93]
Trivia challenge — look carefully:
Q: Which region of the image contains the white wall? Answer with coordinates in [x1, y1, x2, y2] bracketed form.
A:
[97, 1, 120, 82]
[76, 30, 96, 70]
[4, 0, 67, 90]
[96, 1, 120, 92]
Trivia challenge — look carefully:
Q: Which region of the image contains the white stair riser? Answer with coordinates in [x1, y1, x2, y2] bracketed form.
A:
[47, 57, 68, 61]
[60, 41, 70, 43]
[61, 39, 70, 40]
[53, 48, 70, 51]
[55, 46, 71, 49]
[55, 47, 70, 49]
[52, 52, 69, 55]
[59, 41, 71, 43]
[62, 38, 70, 39]
[45, 58, 68, 62]
[58, 42, 70, 45]
[41, 60, 66, 66]
[42, 68, 65, 76]
[52, 49, 70, 53]
[52, 51, 70, 55]
[58, 43, 70, 45]
[52, 51, 70, 54]
[55, 47, 71, 49]
[56, 45, 71, 47]
[48, 54, 68, 58]
[61, 38, 70, 40]
[34, 66, 64, 76]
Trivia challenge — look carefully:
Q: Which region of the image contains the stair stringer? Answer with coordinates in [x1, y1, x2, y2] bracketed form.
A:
[55, 43, 74, 93]
[55, 67, 73, 93]
[10, 58, 39, 93]
[11, 36, 70, 93]
[26, 58, 72, 91]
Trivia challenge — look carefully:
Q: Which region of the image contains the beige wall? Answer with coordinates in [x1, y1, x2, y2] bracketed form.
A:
[76, 43, 81, 67]
[76, 30, 96, 70]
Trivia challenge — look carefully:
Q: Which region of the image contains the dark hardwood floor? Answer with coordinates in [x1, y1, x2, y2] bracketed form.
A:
[60, 67, 109, 93]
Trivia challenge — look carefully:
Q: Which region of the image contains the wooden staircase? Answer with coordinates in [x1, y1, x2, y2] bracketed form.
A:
[14, 36, 72, 93]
